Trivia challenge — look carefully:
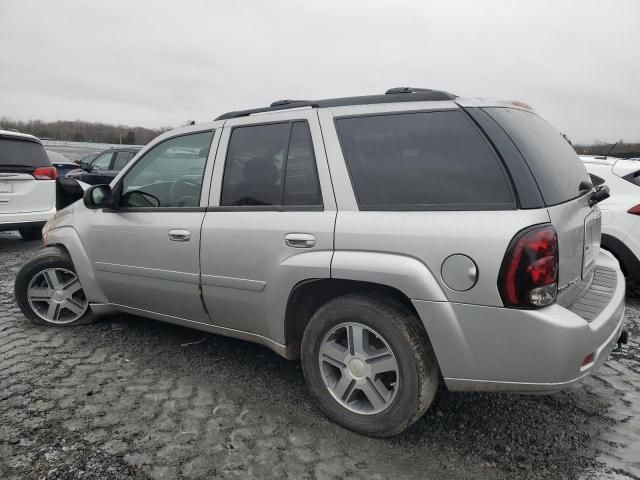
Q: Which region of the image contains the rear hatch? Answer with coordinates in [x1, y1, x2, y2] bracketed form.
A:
[0, 135, 56, 214]
[483, 107, 600, 302]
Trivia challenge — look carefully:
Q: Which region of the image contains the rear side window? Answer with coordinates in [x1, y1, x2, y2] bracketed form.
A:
[113, 151, 134, 171]
[221, 121, 322, 208]
[483, 108, 590, 206]
[335, 111, 514, 210]
[0, 138, 49, 168]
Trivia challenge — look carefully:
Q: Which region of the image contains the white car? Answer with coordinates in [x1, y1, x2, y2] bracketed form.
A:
[581, 155, 640, 284]
[0, 130, 57, 240]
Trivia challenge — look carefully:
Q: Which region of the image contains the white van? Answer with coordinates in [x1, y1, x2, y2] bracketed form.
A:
[0, 130, 57, 240]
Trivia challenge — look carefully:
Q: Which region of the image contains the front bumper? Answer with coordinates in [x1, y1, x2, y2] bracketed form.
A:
[413, 249, 626, 393]
[0, 207, 56, 232]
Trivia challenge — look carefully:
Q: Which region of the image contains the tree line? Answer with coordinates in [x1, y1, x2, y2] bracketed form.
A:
[0, 118, 171, 145]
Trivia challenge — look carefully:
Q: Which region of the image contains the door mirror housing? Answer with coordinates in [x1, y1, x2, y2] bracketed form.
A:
[83, 184, 114, 209]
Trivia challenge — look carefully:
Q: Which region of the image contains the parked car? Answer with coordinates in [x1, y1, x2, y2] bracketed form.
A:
[15, 88, 628, 437]
[66, 147, 141, 185]
[1, 129, 57, 240]
[46, 150, 79, 177]
[75, 152, 100, 170]
[581, 155, 640, 285]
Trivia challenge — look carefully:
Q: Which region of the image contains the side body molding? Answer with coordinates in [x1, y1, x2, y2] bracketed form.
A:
[45, 226, 109, 303]
[331, 251, 447, 302]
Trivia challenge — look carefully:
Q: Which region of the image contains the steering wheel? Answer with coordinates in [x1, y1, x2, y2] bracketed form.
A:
[169, 179, 201, 207]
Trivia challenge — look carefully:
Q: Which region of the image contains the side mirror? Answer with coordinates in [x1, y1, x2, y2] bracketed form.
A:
[83, 185, 114, 209]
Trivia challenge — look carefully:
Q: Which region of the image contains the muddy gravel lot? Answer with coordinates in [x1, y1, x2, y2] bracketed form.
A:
[1, 232, 638, 480]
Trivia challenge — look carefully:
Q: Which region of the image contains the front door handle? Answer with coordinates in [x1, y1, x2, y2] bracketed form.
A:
[284, 233, 316, 248]
[168, 229, 191, 242]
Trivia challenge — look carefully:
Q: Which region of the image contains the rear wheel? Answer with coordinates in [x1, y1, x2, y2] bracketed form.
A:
[301, 293, 439, 437]
[18, 227, 42, 241]
[15, 246, 98, 326]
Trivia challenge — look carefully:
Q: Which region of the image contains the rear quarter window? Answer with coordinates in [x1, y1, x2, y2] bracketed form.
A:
[483, 108, 590, 206]
[0, 138, 50, 168]
[335, 110, 515, 210]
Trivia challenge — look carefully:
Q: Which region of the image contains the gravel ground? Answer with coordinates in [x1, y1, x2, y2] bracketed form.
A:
[0, 231, 638, 480]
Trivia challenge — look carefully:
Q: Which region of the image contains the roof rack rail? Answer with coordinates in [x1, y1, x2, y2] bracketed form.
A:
[385, 87, 435, 94]
[214, 89, 457, 121]
[270, 99, 308, 107]
[216, 100, 319, 121]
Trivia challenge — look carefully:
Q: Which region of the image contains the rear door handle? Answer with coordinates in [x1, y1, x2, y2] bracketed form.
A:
[284, 233, 316, 248]
[168, 229, 191, 242]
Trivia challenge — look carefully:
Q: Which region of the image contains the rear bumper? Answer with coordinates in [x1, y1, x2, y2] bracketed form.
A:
[0, 208, 56, 231]
[413, 249, 626, 393]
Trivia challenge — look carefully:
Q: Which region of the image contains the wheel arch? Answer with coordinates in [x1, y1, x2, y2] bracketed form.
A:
[601, 233, 640, 283]
[44, 226, 109, 303]
[284, 278, 429, 359]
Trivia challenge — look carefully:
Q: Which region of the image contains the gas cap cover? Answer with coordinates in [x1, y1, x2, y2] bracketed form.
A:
[441, 254, 478, 291]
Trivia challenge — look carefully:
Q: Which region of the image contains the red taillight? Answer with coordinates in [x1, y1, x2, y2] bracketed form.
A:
[32, 166, 58, 180]
[628, 204, 640, 216]
[498, 224, 559, 308]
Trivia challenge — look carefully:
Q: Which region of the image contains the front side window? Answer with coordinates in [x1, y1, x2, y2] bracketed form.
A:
[120, 131, 213, 208]
[220, 121, 322, 208]
[91, 152, 113, 171]
[336, 110, 514, 210]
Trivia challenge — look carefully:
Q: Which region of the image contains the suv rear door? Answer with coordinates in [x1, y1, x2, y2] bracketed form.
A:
[0, 135, 56, 215]
[200, 110, 336, 343]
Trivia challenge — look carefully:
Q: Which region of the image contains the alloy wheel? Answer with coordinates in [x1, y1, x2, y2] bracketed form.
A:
[27, 268, 88, 324]
[319, 322, 400, 415]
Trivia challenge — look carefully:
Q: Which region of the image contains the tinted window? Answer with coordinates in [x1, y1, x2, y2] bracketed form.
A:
[484, 108, 590, 206]
[113, 151, 133, 171]
[284, 123, 322, 207]
[121, 131, 213, 208]
[221, 122, 322, 207]
[0, 138, 49, 167]
[221, 123, 288, 206]
[91, 152, 113, 171]
[336, 111, 514, 209]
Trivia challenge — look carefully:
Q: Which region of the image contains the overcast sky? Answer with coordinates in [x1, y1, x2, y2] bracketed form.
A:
[0, 0, 637, 143]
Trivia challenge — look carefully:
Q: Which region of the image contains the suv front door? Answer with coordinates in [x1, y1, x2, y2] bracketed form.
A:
[201, 111, 336, 346]
[83, 129, 220, 322]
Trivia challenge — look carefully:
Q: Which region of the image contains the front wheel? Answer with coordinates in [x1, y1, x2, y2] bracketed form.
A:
[301, 293, 439, 437]
[15, 246, 98, 326]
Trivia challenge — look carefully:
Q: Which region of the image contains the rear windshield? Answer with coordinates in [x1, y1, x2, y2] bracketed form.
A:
[483, 108, 589, 206]
[0, 137, 50, 168]
[335, 110, 515, 210]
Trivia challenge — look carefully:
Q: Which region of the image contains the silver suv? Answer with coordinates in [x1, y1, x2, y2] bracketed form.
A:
[15, 88, 628, 437]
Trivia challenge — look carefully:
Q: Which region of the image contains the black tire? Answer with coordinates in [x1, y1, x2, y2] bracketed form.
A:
[14, 246, 99, 326]
[18, 227, 42, 241]
[301, 293, 439, 437]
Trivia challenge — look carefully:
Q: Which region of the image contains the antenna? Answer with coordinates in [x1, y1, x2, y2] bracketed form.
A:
[604, 142, 618, 159]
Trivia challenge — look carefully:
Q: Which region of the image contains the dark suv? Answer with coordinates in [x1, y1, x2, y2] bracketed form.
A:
[67, 147, 141, 185]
